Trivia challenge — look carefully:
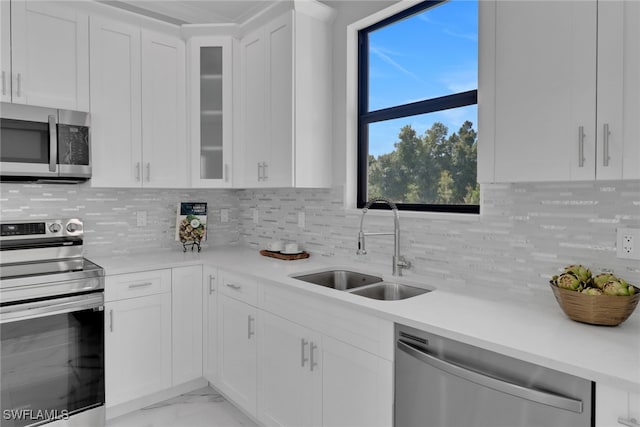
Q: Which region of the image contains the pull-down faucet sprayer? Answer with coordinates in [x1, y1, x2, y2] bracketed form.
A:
[357, 197, 411, 276]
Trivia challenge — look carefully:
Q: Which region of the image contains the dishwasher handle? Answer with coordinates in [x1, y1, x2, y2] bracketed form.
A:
[397, 340, 583, 414]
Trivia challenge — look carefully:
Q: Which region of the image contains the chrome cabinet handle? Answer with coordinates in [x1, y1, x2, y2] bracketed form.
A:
[397, 340, 583, 414]
[146, 163, 151, 181]
[226, 283, 241, 291]
[1, 71, 6, 95]
[578, 126, 585, 167]
[128, 282, 152, 289]
[208, 275, 216, 294]
[618, 418, 640, 427]
[309, 342, 318, 371]
[301, 339, 309, 367]
[603, 123, 611, 167]
[48, 115, 58, 172]
[262, 162, 268, 180]
[247, 315, 255, 339]
[16, 73, 21, 98]
[136, 162, 141, 181]
[109, 309, 114, 332]
[257, 162, 263, 181]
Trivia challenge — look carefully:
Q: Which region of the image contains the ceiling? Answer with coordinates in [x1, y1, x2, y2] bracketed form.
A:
[98, 1, 283, 25]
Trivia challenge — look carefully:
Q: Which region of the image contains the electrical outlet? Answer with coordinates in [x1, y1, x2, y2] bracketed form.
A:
[298, 211, 305, 228]
[252, 208, 259, 224]
[136, 211, 147, 227]
[220, 209, 229, 223]
[616, 227, 640, 260]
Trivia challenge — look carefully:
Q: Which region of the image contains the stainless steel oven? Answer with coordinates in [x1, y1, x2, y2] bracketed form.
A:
[0, 219, 105, 427]
[0, 103, 91, 182]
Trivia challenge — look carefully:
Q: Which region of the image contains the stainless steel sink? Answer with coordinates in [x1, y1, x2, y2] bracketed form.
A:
[292, 270, 383, 290]
[349, 283, 430, 300]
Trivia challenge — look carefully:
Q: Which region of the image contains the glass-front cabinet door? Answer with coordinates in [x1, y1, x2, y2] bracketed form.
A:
[188, 37, 233, 187]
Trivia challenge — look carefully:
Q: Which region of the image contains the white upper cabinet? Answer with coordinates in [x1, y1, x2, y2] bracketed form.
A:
[89, 17, 142, 188]
[478, 0, 639, 183]
[90, 14, 187, 188]
[2, 0, 89, 110]
[140, 30, 187, 187]
[238, 4, 334, 188]
[188, 37, 233, 187]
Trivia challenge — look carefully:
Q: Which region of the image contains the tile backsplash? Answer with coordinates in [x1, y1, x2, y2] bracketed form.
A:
[1, 180, 639, 295]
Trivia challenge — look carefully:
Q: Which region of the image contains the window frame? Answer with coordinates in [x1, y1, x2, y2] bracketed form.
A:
[357, 0, 480, 214]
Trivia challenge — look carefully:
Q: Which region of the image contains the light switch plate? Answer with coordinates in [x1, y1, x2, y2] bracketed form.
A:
[616, 227, 640, 260]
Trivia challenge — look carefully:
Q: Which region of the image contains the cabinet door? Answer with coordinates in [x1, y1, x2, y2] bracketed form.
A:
[597, 0, 640, 180]
[321, 336, 393, 427]
[141, 30, 187, 188]
[264, 12, 293, 187]
[203, 265, 218, 383]
[189, 37, 233, 188]
[257, 311, 318, 427]
[218, 294, 257, 417]
[1, 1, 10, 103]
[240, 27, 268, 188]
[89, 16, 142, 188]
[171, 265, 203, 385]
[481, 1, 597, 183]
[10, 0, 89, 110]
[105, 293, 172, 407]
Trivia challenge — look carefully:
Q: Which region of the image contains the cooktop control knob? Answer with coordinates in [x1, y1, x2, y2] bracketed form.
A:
[66, 222, 82, 233]
[48, 223, 62, 233]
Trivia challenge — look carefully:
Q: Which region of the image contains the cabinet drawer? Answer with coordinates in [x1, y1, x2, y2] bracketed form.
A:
[105, 269, 172, 302]
[219, 270, 259, 306]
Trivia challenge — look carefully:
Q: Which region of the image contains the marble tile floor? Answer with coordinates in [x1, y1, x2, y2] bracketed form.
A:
[106, 387, 258, 427]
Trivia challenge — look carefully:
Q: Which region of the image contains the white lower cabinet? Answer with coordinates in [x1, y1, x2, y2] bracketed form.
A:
[217, 293, 258, 417]
[171, 265, 203, 385]
[203, 265, 218, 383]
[104, 269, 173, 408]
[321, 336, 393, 427]
[596, 383, 640, 427]
[258, 311, 321, 427]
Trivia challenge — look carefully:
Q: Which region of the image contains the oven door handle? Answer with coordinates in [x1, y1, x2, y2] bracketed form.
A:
[0, 292, 104, 324]
[397, 340, 584, 414]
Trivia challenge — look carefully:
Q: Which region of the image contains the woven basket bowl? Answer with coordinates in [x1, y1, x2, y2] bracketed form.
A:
[550, 283, 640, 326]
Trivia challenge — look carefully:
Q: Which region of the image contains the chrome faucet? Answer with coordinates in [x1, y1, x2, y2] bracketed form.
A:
[357, 197, 411, 276]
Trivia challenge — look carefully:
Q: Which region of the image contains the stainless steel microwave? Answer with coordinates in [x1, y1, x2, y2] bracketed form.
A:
[0, 102, 91, 182]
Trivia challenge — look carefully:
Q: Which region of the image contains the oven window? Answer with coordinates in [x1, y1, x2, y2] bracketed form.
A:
[0, 119, 50, 164]
[1, 308, 104, 427]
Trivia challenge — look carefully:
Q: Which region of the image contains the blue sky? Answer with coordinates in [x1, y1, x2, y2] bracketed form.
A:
[367, 0, 478, 157]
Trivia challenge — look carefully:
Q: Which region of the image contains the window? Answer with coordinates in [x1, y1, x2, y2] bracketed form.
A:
[357, 0, 479, 213]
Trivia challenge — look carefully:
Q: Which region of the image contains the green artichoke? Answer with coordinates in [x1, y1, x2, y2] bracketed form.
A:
[564, 265, 592, 284]
[581, 288, 603, 296]
[603, 280, 631, 296]
[593, 273, 616, 289]
[556, 273, 582, 291]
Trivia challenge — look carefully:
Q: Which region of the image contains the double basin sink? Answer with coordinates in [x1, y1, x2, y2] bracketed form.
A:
[291, 269, 430, 301]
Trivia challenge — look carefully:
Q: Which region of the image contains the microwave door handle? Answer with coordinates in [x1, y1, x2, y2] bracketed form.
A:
[48, 114, 58, 173]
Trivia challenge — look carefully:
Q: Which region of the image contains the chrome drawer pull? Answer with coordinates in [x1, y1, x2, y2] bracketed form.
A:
[109, 309, 114, 332]
[129, 282, 153, 289]
[247, 315, 255, 339]
[209, 275, 216, 294]
[226, 283, 242, 291]
[301, 339, 309, 367]
[309, 342, 318, 371]
[618, 418, 640, 427]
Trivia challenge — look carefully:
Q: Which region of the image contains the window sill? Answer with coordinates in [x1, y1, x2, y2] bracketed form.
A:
[342, 207, 481, 222]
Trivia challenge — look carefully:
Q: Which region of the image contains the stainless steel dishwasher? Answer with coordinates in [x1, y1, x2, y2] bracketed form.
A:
[395, 324, 594, 427]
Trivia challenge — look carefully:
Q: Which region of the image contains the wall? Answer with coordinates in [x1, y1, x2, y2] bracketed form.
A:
[0, 183, 239, 258]
[238, 181, 640, 296]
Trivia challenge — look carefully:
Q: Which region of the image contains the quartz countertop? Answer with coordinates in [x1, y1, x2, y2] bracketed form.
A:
[91, 245, 640, 394]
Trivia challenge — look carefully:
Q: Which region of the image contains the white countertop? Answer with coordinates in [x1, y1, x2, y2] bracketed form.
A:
[92, 245, 640, 394]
